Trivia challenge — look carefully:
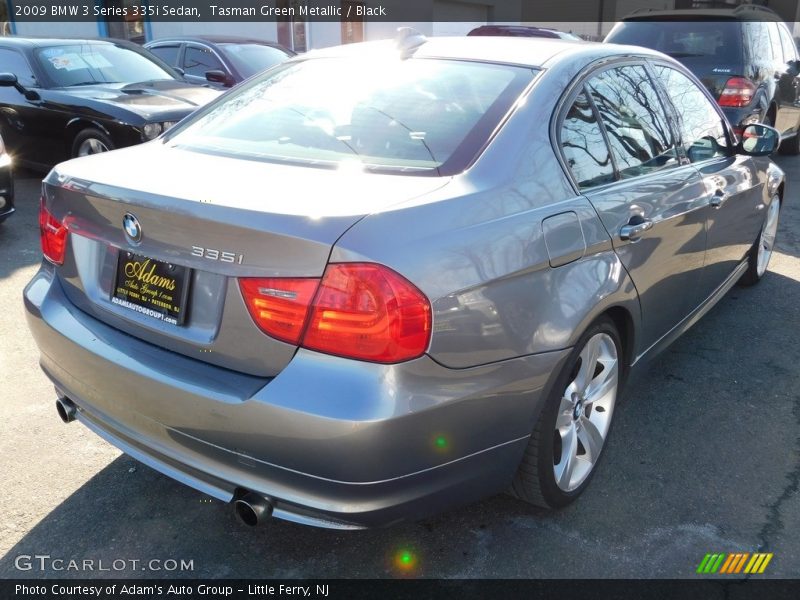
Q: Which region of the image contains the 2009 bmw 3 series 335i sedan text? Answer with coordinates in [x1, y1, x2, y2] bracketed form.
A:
[24, 35, 785, 529]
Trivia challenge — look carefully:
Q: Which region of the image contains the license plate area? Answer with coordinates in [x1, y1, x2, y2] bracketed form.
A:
[112, 251, 191, 325]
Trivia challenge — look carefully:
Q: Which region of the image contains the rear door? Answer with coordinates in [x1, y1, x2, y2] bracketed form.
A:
[775, 22, 800, 135]
[765, 22, 797, 135]
[559, 62, 709, 350]
[652, 62, 763, 298]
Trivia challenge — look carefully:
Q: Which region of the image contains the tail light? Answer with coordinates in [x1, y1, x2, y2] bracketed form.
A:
[240, 263, 432, 363]
[239, 278, 319, 345]
[39, 197, 68, 265]
[718, 77, 756, 108]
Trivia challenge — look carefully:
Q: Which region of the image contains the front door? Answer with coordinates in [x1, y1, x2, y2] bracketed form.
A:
[559, 63, 709, 350]
[653, 63, 763, 300]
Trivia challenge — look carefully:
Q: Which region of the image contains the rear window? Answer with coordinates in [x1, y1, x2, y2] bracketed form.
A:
[219, 43, 292, 78]
[166, 56, 535, 175]
[606, 21, 743, 60]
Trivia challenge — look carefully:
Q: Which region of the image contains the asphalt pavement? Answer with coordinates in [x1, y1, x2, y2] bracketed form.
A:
[0, 160, 798, 579]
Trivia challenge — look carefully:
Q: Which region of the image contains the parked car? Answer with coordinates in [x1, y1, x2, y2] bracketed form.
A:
[145, 36, 295, 89]
[605, 5, 800, 152]
[25, 35, 784, 529]
[0, 38, 220, 170]
[468, 25, 582, 41]
[0, 132, 13, 224]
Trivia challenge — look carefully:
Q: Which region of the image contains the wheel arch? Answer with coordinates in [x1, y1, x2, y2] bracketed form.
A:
[64, 118, 112, 154]
[602, 305, 635, 379]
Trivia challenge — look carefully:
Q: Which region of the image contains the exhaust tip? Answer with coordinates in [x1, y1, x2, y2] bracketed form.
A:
[234, 492, 273, 527]
[55, 397, 76, 423]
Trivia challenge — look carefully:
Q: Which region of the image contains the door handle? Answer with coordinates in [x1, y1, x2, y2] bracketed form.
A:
[710, 189, 731, 209]
[619, 217, 653, 241]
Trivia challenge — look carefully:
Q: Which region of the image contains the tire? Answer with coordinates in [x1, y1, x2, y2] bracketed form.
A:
[511, 317, 623, 509]
[71, 128, 114, 158]
[738, 195, 781, 287]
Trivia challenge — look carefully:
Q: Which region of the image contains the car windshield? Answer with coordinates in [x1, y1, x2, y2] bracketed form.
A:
[218, 43, 292, 79]
[36, 43, 176, 87]
[606, 21, 743, 59]
[167, 54, 535, 175]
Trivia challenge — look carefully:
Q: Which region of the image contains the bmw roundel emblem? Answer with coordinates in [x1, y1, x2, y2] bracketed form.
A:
[123, 213, 142, 243]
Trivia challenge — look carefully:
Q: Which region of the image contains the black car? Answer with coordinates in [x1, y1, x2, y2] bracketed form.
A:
[468, 25, 582, 41]
[605, 5, 800, 153]
[0, 38, 220, 170]
[0, 132, 13, 224]
[144, 36, 295, 89]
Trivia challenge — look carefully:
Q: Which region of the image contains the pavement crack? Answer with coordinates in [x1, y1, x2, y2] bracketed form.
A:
[753, 393, 800, 557]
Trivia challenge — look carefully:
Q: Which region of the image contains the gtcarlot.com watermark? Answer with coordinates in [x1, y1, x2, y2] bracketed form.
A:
[14, 554, 194, 573]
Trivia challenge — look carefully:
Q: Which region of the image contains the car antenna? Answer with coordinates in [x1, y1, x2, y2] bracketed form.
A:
[395, 27, 427, 58]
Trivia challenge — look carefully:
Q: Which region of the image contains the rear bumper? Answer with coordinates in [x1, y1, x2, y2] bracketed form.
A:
[24, 266, 568, 528]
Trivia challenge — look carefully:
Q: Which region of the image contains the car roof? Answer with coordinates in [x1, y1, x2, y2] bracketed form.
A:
[469, 25, 563, 37]
[621, 6, 781, 21]
[0, 37, 127, 48]
[146, 35, 284, 46]
[301, 36, 657, 69]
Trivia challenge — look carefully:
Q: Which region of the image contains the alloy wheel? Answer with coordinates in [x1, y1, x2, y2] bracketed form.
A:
[553, 332, 619, 492]
[77, 138, 109, 156]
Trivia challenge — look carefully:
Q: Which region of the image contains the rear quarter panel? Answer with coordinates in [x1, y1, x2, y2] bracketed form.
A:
[331, 61, 642, 369]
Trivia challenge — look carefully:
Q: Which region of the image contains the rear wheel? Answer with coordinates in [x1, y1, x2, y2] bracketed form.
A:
[511, 317, 622, 509]
[71, 128, 114, 158]
[739, 195, 781, 286]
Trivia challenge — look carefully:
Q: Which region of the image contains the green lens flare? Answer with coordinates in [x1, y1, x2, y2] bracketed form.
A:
[435, 436, 447, 449]
[394, 549, 417, 572]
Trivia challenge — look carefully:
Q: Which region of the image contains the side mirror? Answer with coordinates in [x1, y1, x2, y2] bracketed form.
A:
[205, 69, 234, 87]
[737, 123, 779, 157]
[0, 72, 40, 100]
[173, 67, 186, 77]
[0, 72, 17, 86]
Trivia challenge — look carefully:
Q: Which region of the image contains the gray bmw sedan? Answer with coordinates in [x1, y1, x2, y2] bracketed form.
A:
[25, 35, 785, 529]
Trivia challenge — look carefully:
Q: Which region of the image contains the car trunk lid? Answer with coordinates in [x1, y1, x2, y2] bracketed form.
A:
[44, 143, 450, 377]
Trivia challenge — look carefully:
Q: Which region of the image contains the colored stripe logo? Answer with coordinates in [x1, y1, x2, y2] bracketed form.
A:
[697, 552, 773, 574]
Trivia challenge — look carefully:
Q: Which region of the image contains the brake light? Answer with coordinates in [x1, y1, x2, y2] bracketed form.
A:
[239, 263, 432, 363]
[239, 278, 319, 345]
[718, 77, 756, 108]
[39, 197, 68, 265]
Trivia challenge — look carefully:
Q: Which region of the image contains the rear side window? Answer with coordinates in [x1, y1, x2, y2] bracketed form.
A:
[767, 23, 784, 63]
[654, 65, 731, 163]
[560, 89, 615, 189]
[0, 48, 37, 87]
[746, 22, 774, 62]
[149, 44, 180, 67]
[585, 65, 678, 179]
[778, 24, 798, 62]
